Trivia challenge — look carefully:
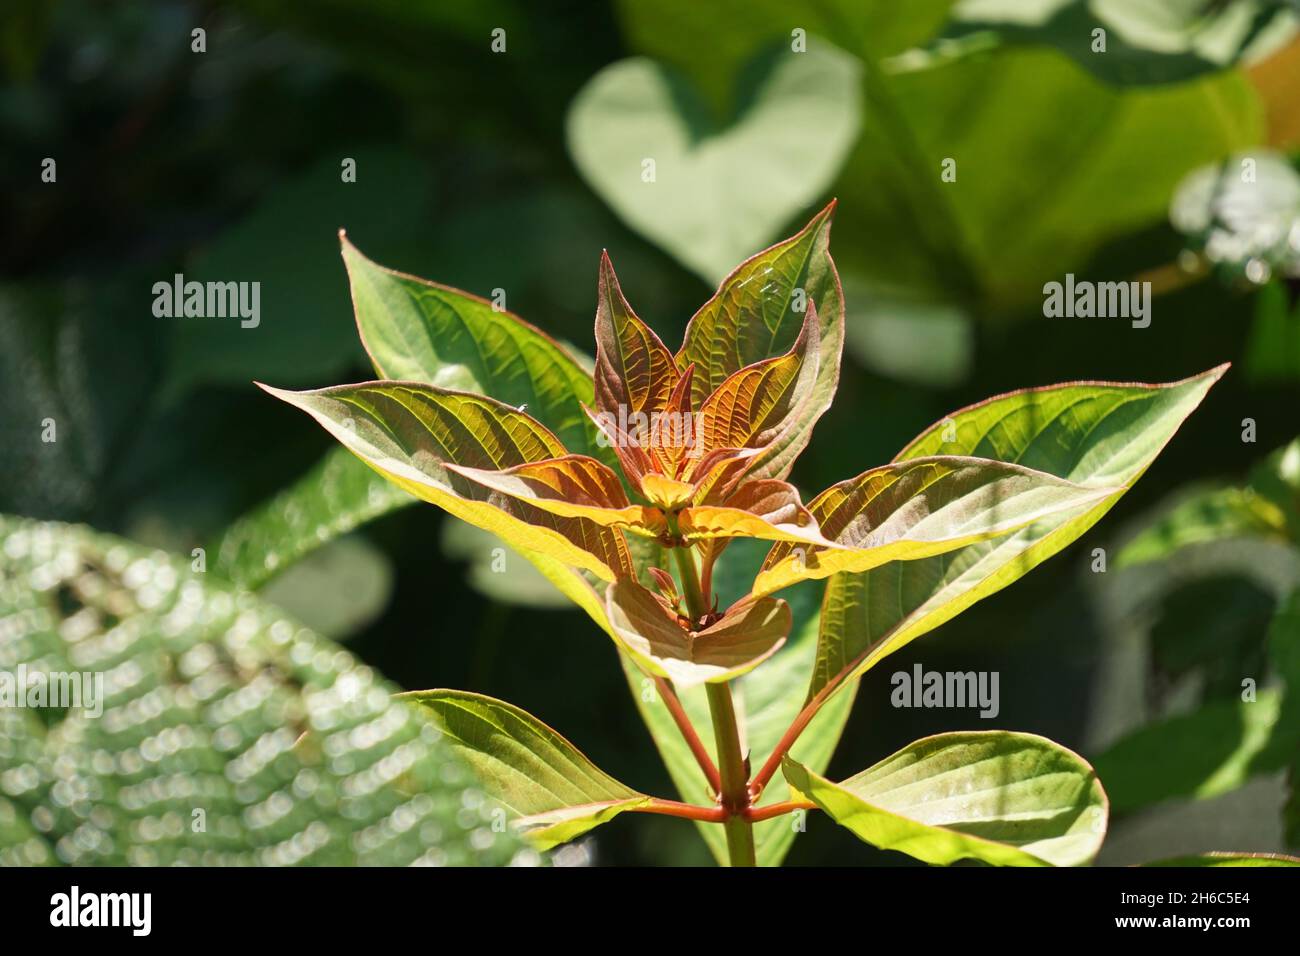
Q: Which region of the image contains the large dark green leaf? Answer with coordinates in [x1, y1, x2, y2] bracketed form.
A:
[930, 0, 1299, 87]
[0, 516, 529, 866]
[618, 2, 1263, 312]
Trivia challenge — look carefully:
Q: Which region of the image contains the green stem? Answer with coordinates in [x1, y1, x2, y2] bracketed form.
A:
[706, 682, 756, 867]
[671, 543, 709, 620]
[666, 518, 755, 867]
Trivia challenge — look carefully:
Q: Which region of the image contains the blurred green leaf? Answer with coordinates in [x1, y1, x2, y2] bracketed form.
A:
[402, 689, 650, 850]
[440, 521, 572, 609]
[0, 515, 531, 865]
[1117, 484, 1289, 567]
[1142, 852, 1300, 866]
[1244, 281, 1300, 384]
[168, 147, 437, 395]
[214, 446, 412, 589]
[928, 0, 1299, 87]
[783, 731, 1109, 866]
[1094, 689, 1292, 811]
[620, 3, 1264, 312]
[842, 277, 974, 387]
[0, 277, 164, 520]
[257, 534, 394, 639]
[567, 44, 861, 283]
[1170, 150, 1300, 282]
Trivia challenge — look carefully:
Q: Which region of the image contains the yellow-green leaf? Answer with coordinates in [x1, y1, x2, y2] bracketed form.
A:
[783, 731, 1108, 867]
[606, 579, 790, 688]
[809, 365, 1226, 703]
[261, 381, 632, 581]
[402, 689, 650, 850]
[754, 456, 1116, 596]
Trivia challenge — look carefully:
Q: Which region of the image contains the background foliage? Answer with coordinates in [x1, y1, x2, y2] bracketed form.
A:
[2, 0, 1299, 864]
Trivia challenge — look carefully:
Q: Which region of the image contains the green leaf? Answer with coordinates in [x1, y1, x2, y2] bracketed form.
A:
[341, 235, 603, 459]
[783, 731, 1109, 867]
[618, 4, 1263, 311]
[811, 365, 1225, 704]
[1093, 688, 1292, 812]
[931, 0, 1300, 87]
[166, 147, 434, 395]
[214, 446, 412, 589]
[1141, 852, 1300, 867]
[400, 689, 650, 850]
[677, 203, 845, 482]
[622, 599, 857, 866]
[606, 580, 790, 688]
[566, 44, 861, 284]
[0, 515, 530, 866]
[261, 381, 633, 582]
[1115, 484, 1289, 568]
[755, 456, 1117, 596]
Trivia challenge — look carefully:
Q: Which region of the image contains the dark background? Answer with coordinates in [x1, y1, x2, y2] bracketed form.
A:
[3, 0, 1298, 864]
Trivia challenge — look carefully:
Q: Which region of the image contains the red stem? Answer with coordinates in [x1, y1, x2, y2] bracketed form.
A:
[633, 799, 727, 823]
[655, 676, 722, 795]
[749, 677, 840, 800]
[743, 800, 815, 823]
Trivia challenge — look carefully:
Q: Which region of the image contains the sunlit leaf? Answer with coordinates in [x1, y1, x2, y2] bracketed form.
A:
[606, 579, 790, 688]
[783, 731, 1108, 867]
[809, 365, 1226, 704]
[756, 456, 1115, 596]
[593, 250, 681, 420]
[261, 381, 632, 581]
[342, 235, 602, 457]
[677, 203, 845, 481]
[402, 689, 650, 850]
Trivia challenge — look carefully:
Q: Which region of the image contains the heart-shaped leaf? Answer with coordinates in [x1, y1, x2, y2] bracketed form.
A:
[809, 365, 1226, 704]
[401, 690, 650, 850]
[606, 579, 790, 688]
[261, 381, 632, 581]
[754, 456, 1117, 596]
[783, 731, 1109, 867]
[566, 45, 861, 283]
